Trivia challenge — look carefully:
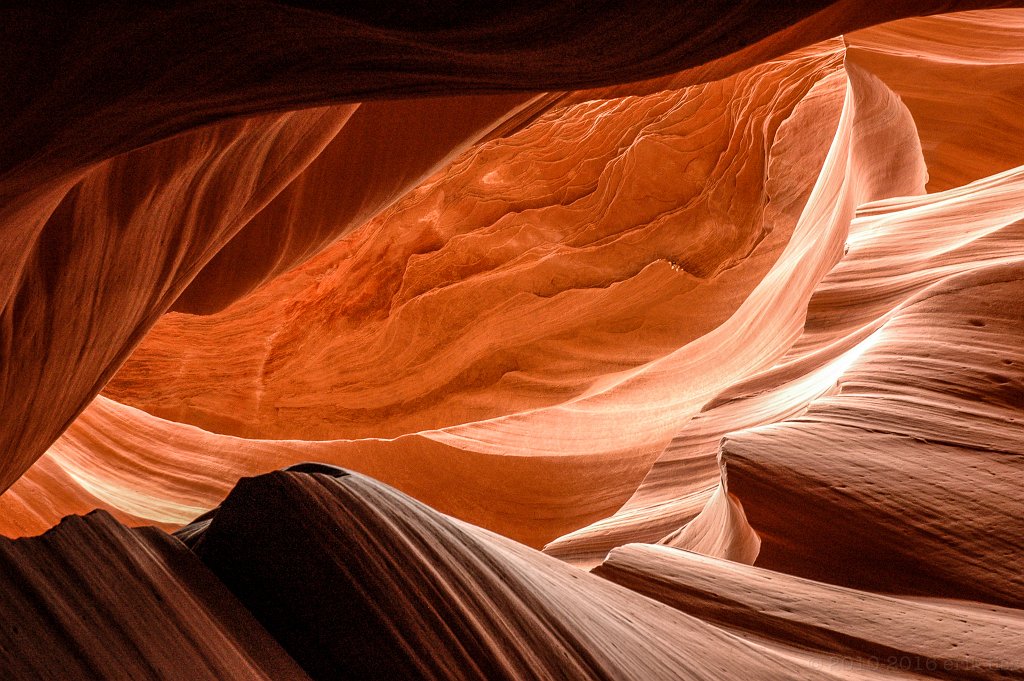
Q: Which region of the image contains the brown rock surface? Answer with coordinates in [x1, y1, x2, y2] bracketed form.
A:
[723, 261, 1024, 607]
[847, 10, 1024, 191]
[186, 469, 910, 680]
[1, 4, 1023, 678]
[596, 543, 1024, 680]
[0, 510, 308, 679]
[3, 1, 1023, 500]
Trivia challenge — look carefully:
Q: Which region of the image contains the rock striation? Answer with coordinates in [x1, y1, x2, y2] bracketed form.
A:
[1, 4, 1023, 679]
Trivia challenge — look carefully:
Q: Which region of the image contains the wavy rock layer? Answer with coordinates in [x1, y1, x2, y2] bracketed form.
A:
[0, 511, 308, 680]
[631, 157, 1024, 602]
[595, 544, 1024, 680]
[0, 107, 348, 495]
[185, 470, 903, 680]
[544, 9, 1024, 570]
[5, 12, 1024, 564]
[6, 1, 1017, 191]
[1, 6, 1023, 678]
[847, 10, 1024, 191]
[59, 40, 856, 550]
[541, 55, 929, 565]
[725, 261, 1024, 607]
[106, 41, 849, 442]
[1, 0, 1022, 502]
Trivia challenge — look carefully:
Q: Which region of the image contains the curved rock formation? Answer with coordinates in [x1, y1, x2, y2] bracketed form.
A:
[637, 157, 1024, 602]
[596, 543, 1024, 680]
[544, 10, 1024, 570]
[6, 1, 1017, 190]
[0, 511, 308, 679]
[541, 52, 929, 565]
[185, 469, 905, 680]
[724, 261, 1024, 607]
[170, 93, 549, 315]
[847, 9, 1024, 191]
[3, 1, 1023, 499]
[0, 106, 350, 495]
[105, 40, 851, 442]
[2, 4, 1024, 678]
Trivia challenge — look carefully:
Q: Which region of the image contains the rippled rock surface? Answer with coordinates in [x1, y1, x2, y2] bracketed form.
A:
[2, 3, 1023, 679]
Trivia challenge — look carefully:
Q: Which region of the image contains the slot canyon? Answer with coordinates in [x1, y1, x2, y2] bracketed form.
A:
[1, 2, 1022, 679]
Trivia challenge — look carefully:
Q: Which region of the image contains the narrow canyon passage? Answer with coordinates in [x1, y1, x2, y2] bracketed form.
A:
[0, 3, 1022, 679]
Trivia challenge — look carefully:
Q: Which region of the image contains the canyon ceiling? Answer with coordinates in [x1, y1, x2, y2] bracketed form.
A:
[0, 2, 1022, 679]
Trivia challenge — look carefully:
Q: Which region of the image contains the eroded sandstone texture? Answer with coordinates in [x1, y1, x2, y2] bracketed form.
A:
[1, 3, 1022, 679]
